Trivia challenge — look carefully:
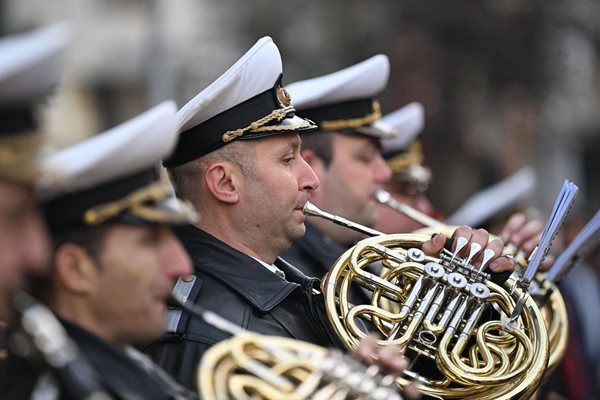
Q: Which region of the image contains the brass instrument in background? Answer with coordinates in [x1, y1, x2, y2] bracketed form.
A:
[171, 293, 404, 399]
[304, 201, 549, 399]
[375, 190, 444, 229]
[198, 333, 403, 400]
[10, 292, 113, 400]
[375, 189, 569, 381]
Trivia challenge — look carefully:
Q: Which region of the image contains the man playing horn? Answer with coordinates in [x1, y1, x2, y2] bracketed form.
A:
[146, 36, 512, 395]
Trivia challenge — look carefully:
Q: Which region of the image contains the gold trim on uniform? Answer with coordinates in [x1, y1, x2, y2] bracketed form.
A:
[83, 178, 196, 226]
[0, 131, 42, 183]
[276, 86, 291, 107]
[386, 140, 424, 175]
[319, 100, 382, 131]
[221, 105, 311, 143]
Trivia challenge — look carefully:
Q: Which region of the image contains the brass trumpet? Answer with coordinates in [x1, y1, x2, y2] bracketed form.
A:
[303, 201, 549, 399]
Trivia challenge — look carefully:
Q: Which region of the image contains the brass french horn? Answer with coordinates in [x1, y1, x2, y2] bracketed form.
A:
[198, 332, 404, 400]
[303, 201, 549, 399]
[172, 294, 405, 400]
[375, 189, 567, 380]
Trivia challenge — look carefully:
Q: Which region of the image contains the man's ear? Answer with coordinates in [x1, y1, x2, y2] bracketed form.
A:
[53, 243, 99, 295]
[204, 162, 240, 204]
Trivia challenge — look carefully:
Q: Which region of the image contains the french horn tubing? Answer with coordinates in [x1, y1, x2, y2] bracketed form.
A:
[375, 189, 567, 381]
[171, 293, 405, 400]
[304, 201, 549, 399]
[198, 333, 404, 400]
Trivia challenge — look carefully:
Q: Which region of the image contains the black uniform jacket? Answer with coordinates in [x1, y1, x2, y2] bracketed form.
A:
[282, 221, 375, 305]
[2, 319, 193, 400]
[145, 225, 342, 390]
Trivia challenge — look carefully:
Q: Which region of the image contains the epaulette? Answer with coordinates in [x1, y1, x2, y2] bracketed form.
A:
[166, 274, 203, 334]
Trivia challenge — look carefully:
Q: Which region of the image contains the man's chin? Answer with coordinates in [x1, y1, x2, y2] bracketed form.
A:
[288, 224, 307, 242]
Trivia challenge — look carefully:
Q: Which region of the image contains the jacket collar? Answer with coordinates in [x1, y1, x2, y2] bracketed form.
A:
[175, 224, 303, 312]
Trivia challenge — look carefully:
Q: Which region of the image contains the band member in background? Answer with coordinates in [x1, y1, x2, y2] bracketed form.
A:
[280, 55, 396, 284]
[6, 102, 199, 399]
[0, 24, 70, 396]
[0, 24, 67, 323]
[375, 101, 547, 264]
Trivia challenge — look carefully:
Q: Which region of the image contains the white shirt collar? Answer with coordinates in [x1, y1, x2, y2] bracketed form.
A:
[250, 256, 286, 279]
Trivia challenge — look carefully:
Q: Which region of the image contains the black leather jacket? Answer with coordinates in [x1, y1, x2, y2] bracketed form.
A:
[145, 225, 342, 390]
[1, 319, 193, 400]
[282, 221, 375, 305]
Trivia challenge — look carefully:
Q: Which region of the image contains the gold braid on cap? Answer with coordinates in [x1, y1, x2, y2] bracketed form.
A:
[0, 131, 42, 183]
[386, 140, 424, 175]
[319, 100, 382, 132]
[83, 175, 196, 226]
[221, 86, 312, 143]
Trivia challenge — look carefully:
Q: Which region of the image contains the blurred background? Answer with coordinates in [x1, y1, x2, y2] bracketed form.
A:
[2, 0, 599, 396]
[2, 0, 599, 216]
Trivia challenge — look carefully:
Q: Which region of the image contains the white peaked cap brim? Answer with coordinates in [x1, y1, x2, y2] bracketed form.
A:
[0, 23, 70, 105]
[446, 166, 537, 227]
[177, 37, 282, 132]
[380, 102, 425, 153]
[286, 55, 390, 110]
[37, 100, 178, 200]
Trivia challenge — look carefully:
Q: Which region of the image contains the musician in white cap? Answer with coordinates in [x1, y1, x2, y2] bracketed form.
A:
[0, 24, 68, 323]
[282, 59, 509, 282]
[146, 37, 336, 389]
[375, 102, 547, 266]
[146, 36, 511, 392]
[5, 102, 199, 399]
[280, 56, 396, 285]
[374, 102, 439, 234]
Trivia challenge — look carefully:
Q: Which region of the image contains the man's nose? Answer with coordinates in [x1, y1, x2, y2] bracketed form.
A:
[299, 158, 320, 192]
[373, 155, 392, 184]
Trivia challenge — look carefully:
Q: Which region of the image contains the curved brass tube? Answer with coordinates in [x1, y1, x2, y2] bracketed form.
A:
[321, 232, 549, 399]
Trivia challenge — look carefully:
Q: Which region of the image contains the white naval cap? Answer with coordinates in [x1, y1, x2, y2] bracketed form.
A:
[446, 166, 537, 227]
[285, 54, 391, 137]
[0, 23, 70, 183]
[0, 23, 69, 107]
[164, 36, 316, 168]
[378, 102, 430, 191]
[37, 101, 197, 235]
[380, 102, 425, 155]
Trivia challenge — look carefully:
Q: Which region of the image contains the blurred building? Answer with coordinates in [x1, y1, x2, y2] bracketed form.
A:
[1, 0, 599, 214]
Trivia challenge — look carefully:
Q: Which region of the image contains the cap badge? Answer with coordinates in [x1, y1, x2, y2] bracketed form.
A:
[276, 86, 292, 107]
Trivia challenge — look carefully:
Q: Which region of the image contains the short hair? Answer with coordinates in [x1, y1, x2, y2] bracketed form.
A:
[300, 130, 334, 167]
[168, 140, 256, 205]
[53, 223, 115, 263]
[31, 223, 116, 303]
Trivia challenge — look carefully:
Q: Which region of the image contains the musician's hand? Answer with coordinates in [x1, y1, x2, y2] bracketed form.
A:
[354, 334, 421, 399]
[500, 212, 553, 271]
[422, 225, 515, 273]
